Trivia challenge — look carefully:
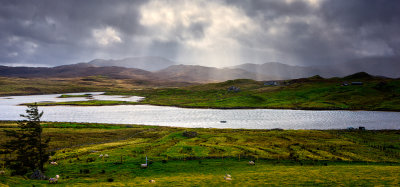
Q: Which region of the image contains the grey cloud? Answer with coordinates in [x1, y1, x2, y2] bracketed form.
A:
[225, 0, 400, 65]
[0, 0, 399, 67]
[0, 0, 147, 65]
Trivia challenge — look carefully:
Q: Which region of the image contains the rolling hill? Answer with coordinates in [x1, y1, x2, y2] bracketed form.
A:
[229, 62, 321, 79]
[1, 56, 399, 83]
[0, 63, 153, 80]
[88, 56, 176, 71]
[153, 64, 278, 82]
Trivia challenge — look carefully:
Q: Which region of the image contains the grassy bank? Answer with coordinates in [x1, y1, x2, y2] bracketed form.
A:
[58, 94, 93, 98]
[106, 74, 400, 111]
[30, 100, 138, 106]
[0, 76, 192, 97]
[1, 122, 399, 186]
[4, 73, 400, 111]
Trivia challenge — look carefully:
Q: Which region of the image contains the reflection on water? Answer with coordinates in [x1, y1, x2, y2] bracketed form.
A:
[0, 93, 399, 130]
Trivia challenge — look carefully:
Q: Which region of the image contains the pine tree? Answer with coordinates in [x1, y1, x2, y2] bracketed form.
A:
[1, 104, 50, 176]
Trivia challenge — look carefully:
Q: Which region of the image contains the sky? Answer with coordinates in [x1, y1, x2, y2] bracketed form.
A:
[0, 0, 399, 67]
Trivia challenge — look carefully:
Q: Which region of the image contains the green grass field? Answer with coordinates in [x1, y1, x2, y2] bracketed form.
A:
[20, 73, 400, 111]
[1, 122, 399, 186]
[103, 74, 400, 111]
[1, 74, 400, 185]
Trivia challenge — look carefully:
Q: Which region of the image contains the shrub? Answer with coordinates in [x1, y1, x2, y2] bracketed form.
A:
[183, 131, 198, 138]
[86, 158, 95, 163]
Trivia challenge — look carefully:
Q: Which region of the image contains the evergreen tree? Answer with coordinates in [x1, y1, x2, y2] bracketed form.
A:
[1, 104, 50, 175]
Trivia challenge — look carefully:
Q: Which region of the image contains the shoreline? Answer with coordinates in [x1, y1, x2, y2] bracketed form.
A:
[1, 120, 399, 130]
[20, 101, 400, 112]
[3, 91, 400, 112]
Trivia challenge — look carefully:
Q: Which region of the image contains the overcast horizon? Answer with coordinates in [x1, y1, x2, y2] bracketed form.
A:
[1, 0, 400, 68]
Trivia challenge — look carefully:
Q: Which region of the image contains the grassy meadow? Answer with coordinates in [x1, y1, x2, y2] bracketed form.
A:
[0, 121, 399, 186]
[1, 73, 400, 185]
[0, 76, 191, 97]
[108, 74, 400, 111]
[17, 73, 400, 111]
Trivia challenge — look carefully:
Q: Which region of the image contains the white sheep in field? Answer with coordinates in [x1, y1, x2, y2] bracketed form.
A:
[50, 161, 58, 165]
[104, 154, 109, 158]
[49, 175, 60, 184]
[225, 174, 231, 178]
[224, 176, 232, 181]
[99, 154, 103, 158]
[149, 180, 156, 183]
[248, 161, 255, 165]
[0, 170, 5, 175]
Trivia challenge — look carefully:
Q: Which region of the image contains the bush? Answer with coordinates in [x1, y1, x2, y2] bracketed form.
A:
[82, 169, 90, 174]
[183, 131, 198, 138]
[86, 158, 95, 163]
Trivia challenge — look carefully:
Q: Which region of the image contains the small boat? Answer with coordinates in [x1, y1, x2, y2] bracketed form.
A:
[220, 121, 227, 123]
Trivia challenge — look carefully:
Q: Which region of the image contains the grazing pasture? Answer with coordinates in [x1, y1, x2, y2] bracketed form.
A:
[1, 122, 399, 186]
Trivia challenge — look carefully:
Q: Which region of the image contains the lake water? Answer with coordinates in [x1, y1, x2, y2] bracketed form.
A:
[0, 92, 399, 130]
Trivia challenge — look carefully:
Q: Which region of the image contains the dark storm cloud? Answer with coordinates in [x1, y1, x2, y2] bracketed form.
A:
[319, 0, 400, 56]
[0, 0, 399, 67]
[225, 0, 400, 65]
[0, 0, 147, 65]
[227, 0, 313, 18]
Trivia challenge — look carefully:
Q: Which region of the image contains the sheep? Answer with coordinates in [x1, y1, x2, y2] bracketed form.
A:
[149, 180, 156, 183]
[49, 175, 60, 184]
[99, 154, 103, 158]
[50, 161, 58, 165]
[104, 154, 109, 158]
[248, 161, 255, 165]
[0, 170, 5, 175]
[224, 176, 232, 181]
[225, 174, 231, 178]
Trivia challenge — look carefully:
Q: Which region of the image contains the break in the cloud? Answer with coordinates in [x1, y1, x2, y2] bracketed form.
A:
[0, 0, 399, 67]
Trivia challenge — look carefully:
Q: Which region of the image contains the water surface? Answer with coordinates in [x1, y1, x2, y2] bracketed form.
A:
[0, 93, 399, 129]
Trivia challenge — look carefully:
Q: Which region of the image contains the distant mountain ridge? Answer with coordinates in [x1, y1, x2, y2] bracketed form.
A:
[0, 63, 153, 80]
[88, 56, 175, 71]
[228, 62, 322, 80]
[153, 64, 278, 82]
[321, 56, 400, 78]
[0, 56, 398, 82]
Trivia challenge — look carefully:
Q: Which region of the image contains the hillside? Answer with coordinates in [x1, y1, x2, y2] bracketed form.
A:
[88, 56, 176, 71]
[322, 56, 400, 78]
[0, 63, 278, 83]
[154, 65, 278, 83]
[1, 56, 399, 83]
[230, 62, 321, 79]
[0, 63, 154, 80]
[230, 57, 400, 79]
[106, 72, 400, 111]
